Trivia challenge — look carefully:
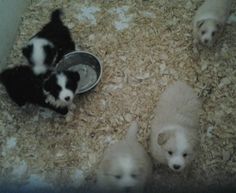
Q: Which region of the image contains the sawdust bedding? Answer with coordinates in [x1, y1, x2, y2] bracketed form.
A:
[0, 0, 235, 192]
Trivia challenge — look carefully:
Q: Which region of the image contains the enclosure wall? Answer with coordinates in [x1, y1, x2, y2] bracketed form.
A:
[0, 0, 31, 70]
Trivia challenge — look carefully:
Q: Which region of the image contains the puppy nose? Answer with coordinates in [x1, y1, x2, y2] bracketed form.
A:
[204, 39, 208, 44]
[173, 164, 181, 170]
[65, 96, 71, 101]
[125, 187, 132, 193]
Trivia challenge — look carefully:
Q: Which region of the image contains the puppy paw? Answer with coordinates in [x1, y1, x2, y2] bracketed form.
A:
[192, 46, 200, 61]
[65, 111, 74, 122]
[192, 44, 199, 55]
[70, 103, 76, 110]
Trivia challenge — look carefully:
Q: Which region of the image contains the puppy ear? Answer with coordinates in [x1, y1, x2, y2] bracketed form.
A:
[43, 78, 53, 92]
[196, 20, 205, 29]
[157, 132, 170, 145]
[22, 45, 33, 60]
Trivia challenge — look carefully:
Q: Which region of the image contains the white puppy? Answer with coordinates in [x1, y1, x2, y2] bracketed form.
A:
[193, 0, 232, 53]
[96, 121, 152, 193]
[150, 81, 201, 172]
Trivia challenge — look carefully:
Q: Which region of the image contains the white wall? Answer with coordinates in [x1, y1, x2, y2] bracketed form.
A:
[0, 0, 31, 70]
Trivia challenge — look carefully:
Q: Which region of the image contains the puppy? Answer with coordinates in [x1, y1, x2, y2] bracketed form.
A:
[0, 65, 69, 114]
[96, 121, 152, 193]
[193, 0, 232, 53]
[22, 9, 75, 75]
[43, 70, 80, 109]
[150, 81, 201, 172]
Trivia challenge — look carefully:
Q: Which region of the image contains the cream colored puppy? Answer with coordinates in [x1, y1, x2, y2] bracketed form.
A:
[193, 0, 232, 53]
[150, 81, 201, 172]
[96, 121, 152, 193]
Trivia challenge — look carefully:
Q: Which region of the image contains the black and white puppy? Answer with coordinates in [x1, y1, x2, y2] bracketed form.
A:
[0, 66, 79, 115]
[0, 65, 68, 114]
[22, 9, 75, 75]
[43, 70, 80, 109]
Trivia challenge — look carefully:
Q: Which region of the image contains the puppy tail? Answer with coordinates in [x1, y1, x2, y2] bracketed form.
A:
[126, 121, 139, 141]
[50, 9, 63, 23]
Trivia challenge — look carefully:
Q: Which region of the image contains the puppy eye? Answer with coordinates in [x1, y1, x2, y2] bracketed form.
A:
[168, 151, 173, 155]
[131, 174, 137, 179]
[212, 31, 216, 37]
[201, 30, 206, 35]
[115, 175, 122, 179]
[183, 153, 188, 157]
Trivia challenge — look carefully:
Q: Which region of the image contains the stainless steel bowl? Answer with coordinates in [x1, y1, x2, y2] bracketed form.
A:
[56, 51, 102, 94]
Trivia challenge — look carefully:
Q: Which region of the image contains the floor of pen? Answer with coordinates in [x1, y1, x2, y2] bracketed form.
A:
[0, 0, 235, 191]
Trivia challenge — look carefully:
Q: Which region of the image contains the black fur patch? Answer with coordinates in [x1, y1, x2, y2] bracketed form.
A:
[44, 74, 61, 100]
[64, 71, 80, 93]
[43, 44, 57, 67]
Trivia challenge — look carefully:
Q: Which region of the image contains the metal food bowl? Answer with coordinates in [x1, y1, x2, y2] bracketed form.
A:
[56, 51, 102, 94]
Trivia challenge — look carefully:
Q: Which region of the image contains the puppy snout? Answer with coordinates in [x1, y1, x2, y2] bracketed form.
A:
[173, 164, 181, 170]
[204, 39, 208, 44]
[64, 96, 71, 101]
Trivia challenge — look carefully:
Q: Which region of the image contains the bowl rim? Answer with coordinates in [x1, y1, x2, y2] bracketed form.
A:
[59, 50, 103, 94]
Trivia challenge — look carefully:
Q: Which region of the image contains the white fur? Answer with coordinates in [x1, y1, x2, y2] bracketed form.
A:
[167, 128, 190, 171]
[193, 0, 232, 52]
[119, 157, 134, 173]
[150, 81, 201, 172]
[97, 121, 152, 193]
[57, 73, 74, 103]
[114, 156, 140, 189]
[33, 64, 47, 75]
[44, 93, 69, 108]
[28, 37, 55, 74]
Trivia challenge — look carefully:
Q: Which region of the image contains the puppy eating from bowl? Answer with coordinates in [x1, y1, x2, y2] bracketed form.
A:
[193, 0, 232, 53]
[96, 121, 152, 193]
[150, 81, 201, 172]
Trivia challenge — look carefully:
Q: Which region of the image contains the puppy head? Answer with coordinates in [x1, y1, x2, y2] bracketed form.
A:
[43, 71, 80, 106]
[196, 19, 221, 47]
[22, 38, 57, 75]
[157, 127, 194, 172]
[100, 155, 146, 192]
